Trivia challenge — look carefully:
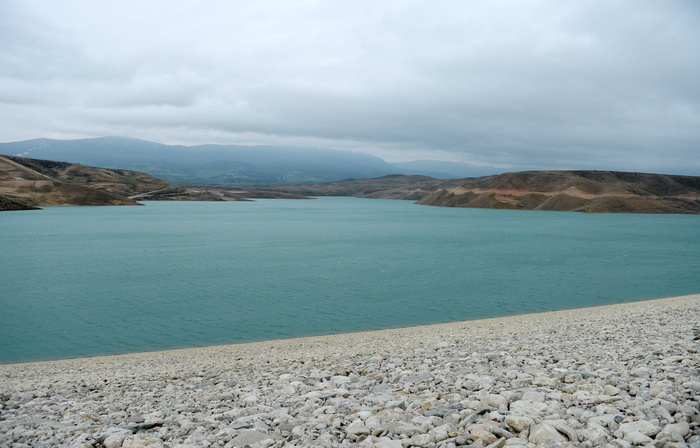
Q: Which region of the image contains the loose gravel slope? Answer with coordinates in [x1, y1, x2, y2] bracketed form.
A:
[1, 295, 698, 448]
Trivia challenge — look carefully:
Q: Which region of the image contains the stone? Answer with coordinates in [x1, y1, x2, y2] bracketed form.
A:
[618, 420, 661, 437]
[578, 423, 610, 447]
[610, 439, 632, 448]
[487, 394, 509, 409]
[623, 431, 653, 445]
[103, 435, 127, 448]
[455, 434, 470, 445]
[347, 427, 371, 436]
[665, 443, 691, 448]
[505, 415, 534, 433]
[552, 421, 578, 442]
[604, 385, 621, 396]
[470, 428, 498, 445]
[656, 421, 690, 442]
[484, 437, 506, 448]
[375, 438, 403, 448]
[229, 430, 279, 446]
[410, 433, 434, 445]
[510, 400, 548, 414]
[528, 423, 566, 445]
[394, 423, 421, 437]
[521, 391, 545, 403]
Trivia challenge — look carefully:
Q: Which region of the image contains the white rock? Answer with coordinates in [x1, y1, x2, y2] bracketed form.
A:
[510, 400, 548, 414]
[619, 420, 661, 437]
[487, 394, 509, 409]
[410, 433, 434, 446]
[624, 431, 653, 445]
[505, 415, 534, 433]
[528, 423, 566, 445]
[521, 391, 545, 403]
[656, 421, 690, 442]
[103, 435, 127, 448]
[375, 438, 403, 448]
[346, 427, 371, 436]
[604, 385, 621, 396]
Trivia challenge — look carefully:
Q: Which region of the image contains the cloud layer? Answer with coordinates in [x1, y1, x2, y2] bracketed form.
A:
[1, 0, 699, 173]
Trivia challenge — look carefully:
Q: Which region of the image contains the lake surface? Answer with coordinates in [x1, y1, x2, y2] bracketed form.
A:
[1, 198, 699, 364]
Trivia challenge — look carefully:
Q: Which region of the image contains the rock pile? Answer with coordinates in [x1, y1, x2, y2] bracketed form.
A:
[1, 295, 699, 448]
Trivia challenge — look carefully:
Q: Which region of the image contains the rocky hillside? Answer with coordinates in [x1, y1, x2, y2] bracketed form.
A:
[0, 155, 169, 211]
[416, 171, 700, 214]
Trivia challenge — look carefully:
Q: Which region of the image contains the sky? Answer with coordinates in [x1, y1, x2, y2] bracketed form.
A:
[1, 1, 699, 174]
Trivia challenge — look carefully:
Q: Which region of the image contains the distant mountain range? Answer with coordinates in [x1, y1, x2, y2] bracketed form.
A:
[0, 137, 500, 185]
[3, 151, 699, 214]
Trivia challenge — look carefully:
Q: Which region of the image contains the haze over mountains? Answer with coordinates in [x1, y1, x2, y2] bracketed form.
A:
[3, 150, 700, 214]
[0, 137, 499, 185]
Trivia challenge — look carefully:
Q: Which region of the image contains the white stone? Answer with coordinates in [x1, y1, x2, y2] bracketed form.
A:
[103, 435, 127, 448]
[656, 421, 690, 442]
[510, 400, 548, 414]
[528, 423, 566, 445]
[505, 415, 534, 433]
[619, 420, 661, 437]
[624, 431, 653, 445]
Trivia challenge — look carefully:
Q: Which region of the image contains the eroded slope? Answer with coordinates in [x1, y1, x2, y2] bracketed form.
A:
[0, 155, 169, 210]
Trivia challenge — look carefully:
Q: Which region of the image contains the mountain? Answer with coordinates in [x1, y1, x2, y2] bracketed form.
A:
[391, 160, 502, 178]
[0, 137, 405, 185]
[0, 136, 507, 185]
[0, 154, 169, 210]
[416, 170, 700, 214]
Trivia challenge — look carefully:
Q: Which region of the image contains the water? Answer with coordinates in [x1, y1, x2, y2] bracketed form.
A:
[1, 197, 699, 364]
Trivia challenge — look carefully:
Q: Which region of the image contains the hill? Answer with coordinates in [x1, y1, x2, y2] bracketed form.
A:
[0, 155, 169, 211]
[226, 174, 467, 200]
[416, 171, 700, 213]
[232, 170, 700, 214]
[0, 137, 499, 185]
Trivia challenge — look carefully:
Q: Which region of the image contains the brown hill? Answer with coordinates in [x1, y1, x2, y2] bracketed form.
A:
[0, 155, 169, 211]
[228, 175, 465, 200]
[416, 171, 700, 214]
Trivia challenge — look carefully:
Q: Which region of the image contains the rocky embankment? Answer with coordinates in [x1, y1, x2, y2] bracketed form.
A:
[1, 295, 698, 448]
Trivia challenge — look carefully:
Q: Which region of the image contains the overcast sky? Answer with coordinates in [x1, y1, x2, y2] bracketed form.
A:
[1, 1, 699, 173]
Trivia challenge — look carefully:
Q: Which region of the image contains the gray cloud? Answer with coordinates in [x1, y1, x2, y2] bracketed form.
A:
[0, 0, 698, 174]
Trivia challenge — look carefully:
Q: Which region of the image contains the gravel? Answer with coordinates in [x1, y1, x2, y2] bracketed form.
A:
[1, 294, 698, 448]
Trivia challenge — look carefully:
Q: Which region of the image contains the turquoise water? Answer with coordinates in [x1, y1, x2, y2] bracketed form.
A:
[1, 197, 699, 364]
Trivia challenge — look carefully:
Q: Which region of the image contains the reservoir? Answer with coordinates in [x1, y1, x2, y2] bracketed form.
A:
[1, 197, 698, 364]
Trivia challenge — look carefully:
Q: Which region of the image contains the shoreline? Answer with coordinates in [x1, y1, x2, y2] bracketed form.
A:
[1, 294, 698, 448]
[3, 294, 697, 368]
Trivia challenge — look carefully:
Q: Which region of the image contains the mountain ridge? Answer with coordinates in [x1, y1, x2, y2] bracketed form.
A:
[0, 136, 500, 185]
